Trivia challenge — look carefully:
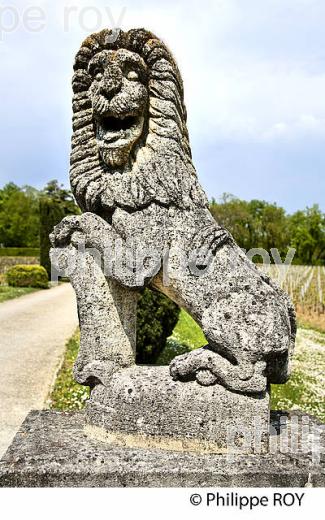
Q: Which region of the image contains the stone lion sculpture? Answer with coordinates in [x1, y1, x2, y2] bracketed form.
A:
[51, 28, 296, 395]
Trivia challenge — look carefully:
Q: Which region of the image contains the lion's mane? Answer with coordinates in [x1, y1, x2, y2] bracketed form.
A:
[70, 28, 208, 215]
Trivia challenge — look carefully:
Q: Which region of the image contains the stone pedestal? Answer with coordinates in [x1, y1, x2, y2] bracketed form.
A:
[86, 366, 270, 453]
[0, 410, 324, 487]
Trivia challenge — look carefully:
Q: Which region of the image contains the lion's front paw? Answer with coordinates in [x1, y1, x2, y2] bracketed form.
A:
[50, 215, 82, 248]
[50, 212, 110, 249]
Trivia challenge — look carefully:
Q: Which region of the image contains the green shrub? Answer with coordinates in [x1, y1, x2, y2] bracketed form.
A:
[136, 288, 180, 364]
[6, 264, 48, 288]
[0, 247, 39, 257]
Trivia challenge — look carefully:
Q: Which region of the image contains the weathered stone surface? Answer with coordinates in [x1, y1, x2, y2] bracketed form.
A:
[0, 410, 323, 487]
[51, 244, 137, 386]
[86, 366, 270, 450]
[50, 28, 296, 397]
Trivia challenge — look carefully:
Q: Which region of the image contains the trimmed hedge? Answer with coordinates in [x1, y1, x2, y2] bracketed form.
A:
[6, 264, 48, 289]
[0, 248, 40, 257]
[0, 257, 39, 275]
[136, 288, 180, 364]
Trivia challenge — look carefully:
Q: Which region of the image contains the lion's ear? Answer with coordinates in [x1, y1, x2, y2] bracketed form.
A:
[126, 28, 156, 54]
[72, 71, 91, 94]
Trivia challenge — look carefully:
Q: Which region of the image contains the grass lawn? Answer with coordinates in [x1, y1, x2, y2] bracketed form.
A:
[49, 309, 325, 422]
[0, 285, 38, 303]
[48, 330, 89, 410]
[270, 328, 325, 421]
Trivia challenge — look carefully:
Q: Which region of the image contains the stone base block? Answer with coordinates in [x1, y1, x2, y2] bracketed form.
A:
[0, 410, 324, 487]
[86, 366, 270, 453]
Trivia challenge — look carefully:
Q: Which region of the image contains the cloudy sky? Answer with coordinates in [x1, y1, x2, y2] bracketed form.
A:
[0, 0, 324, 212]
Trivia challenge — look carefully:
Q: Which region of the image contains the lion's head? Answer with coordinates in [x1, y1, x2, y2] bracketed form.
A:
[88, 47, 148, 167]
[70, 28, 207, 214]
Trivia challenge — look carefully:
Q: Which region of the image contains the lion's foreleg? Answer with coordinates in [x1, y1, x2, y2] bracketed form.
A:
[50, 213, 142, 387]
[50, 244, 138, 387]
[50, 211, 163, 386]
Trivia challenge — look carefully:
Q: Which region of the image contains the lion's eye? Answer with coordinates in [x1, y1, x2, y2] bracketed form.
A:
[127, 70, 139, 81]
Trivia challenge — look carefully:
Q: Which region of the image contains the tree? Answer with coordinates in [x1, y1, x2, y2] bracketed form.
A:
[39, 181, 80, 276]
[41, 180, 77, 212]
[210, 194, 253, 250]
[288, 205, 325, 265]
[247, 199, 289, 257]
[0, 183, 40, 247]
[210, 194, 291, 261]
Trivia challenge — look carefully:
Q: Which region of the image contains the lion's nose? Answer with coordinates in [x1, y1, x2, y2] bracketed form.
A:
[99, 65, 122, 98]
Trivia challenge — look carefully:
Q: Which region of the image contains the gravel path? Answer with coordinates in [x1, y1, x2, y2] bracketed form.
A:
[0, 284, 78, 457]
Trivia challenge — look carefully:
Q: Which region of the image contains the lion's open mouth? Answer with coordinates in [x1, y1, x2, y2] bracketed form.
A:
[95, 114, 144, 149]
[99, 115, 139, 133]
[95, 113, 145, 166]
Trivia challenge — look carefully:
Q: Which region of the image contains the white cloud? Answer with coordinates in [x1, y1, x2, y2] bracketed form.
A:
[3, 0, 325, 146]
[186, 56, 325, 143]
[1, 0, 325, 211]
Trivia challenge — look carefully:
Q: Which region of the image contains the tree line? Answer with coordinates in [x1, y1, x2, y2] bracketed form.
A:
[0, 182, 324, 266]
[211, 194, 324, 265]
